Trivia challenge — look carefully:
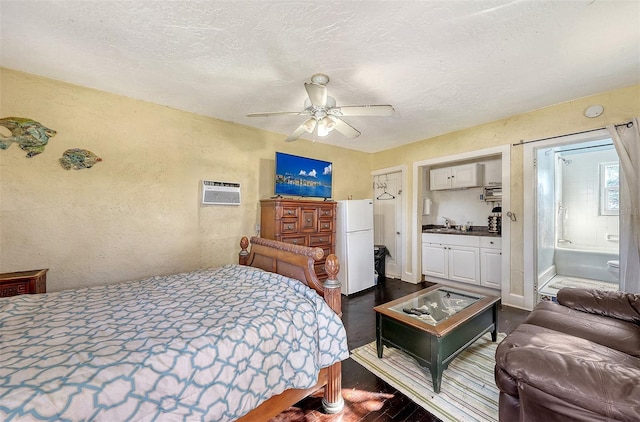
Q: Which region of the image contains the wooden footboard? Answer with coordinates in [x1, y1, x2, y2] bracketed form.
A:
[237, 236, 343, 419]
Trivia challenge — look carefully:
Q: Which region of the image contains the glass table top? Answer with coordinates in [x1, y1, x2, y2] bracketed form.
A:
[389, 287, 484, 325]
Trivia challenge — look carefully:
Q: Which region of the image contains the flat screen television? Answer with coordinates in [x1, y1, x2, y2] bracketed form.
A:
[275, 152, 332, 198]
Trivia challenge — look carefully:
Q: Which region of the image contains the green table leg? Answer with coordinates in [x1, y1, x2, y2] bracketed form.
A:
[376, 312, 384, 358]
[491, 303, 498, 341]
[431, 337, 443, 393]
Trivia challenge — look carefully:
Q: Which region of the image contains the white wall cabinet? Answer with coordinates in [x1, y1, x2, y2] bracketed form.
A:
[430, 168, 452, 190]
[430, 163, 483, 190]
[483, 160, 502, 186]
[480, 237, 502, 289]
[422, 233, 500, 289]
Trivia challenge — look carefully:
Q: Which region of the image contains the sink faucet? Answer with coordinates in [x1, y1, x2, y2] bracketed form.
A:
[442, 217, 451, 229]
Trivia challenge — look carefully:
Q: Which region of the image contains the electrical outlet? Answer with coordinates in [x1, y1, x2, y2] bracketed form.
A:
[255, 224, 261, 234]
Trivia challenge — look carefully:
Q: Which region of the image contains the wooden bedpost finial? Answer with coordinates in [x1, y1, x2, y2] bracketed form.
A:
[239, 236, 249, 266]
[325, 254, 339, 281]
[323, 254, 342, 317]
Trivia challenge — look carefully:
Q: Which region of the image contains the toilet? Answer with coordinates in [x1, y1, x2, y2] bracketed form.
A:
[607, 260, 620, 278]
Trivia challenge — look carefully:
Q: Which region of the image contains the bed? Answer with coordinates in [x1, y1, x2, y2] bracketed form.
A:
[0, 236, 348, 421]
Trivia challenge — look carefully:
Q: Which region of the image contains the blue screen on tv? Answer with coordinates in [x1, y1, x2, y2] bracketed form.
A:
[275, 152, 332, 198]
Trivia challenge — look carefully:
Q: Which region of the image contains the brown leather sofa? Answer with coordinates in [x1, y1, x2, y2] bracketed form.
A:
[494, 288, 640, 421]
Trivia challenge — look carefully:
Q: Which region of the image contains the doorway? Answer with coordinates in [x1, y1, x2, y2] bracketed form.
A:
[412, 145, 514, 306]
[372, 169, 404, 280]
[524, 129, 620, 305]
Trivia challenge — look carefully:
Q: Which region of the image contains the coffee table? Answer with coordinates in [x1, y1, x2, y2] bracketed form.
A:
[374, 284, 500, 393]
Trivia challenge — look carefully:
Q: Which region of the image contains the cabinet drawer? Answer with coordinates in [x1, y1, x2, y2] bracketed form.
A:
[422, 233, 479, 247]
[0, 281, 28, 297]
[314, 261, 328, 279]
[318, 219, 333, 232]
[480, 237, 501, 249]
[281, 207, 299, 218]
[280, 219, 298, 233]
[281, 235, 306, 246]
[318, 207, 334, 218]
[309, 234, 332, 246]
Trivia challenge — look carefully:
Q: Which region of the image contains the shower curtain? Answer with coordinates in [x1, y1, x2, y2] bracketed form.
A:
[607, 118, 640, 293]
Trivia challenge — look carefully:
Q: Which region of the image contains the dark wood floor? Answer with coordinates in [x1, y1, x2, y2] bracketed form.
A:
[270, 277, 530, 422]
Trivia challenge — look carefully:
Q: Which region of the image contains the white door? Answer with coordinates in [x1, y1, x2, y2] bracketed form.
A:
[373, 172, 403, 279]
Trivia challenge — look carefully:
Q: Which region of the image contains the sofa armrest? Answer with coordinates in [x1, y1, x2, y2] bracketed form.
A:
[557, 288, 640, 324]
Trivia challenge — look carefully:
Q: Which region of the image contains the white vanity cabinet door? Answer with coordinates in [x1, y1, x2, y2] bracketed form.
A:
[422, 242, 447, 278]
[480, 237, 502, 289]
[448, 245, 480, 284]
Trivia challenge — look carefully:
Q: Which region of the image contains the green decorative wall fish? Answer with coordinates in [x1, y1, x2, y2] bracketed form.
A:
[0, 117, 57, 157]
[59, 148, 102, 170]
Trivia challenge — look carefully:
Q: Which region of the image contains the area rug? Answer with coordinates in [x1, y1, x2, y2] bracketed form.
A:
[350, 332, 505, 422]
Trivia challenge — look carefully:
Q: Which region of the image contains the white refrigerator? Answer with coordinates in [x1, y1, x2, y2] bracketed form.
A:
[335, 199, 375, 295]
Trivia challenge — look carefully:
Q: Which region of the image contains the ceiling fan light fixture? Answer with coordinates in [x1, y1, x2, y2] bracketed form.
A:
[317, 120, 329, 137]
[317, 116, 336, 137]
[303, 118, 316, 133]
[323, 116, 336, 131]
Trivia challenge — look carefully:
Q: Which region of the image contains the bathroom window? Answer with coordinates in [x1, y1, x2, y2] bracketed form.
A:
[600, 162, 619, 216]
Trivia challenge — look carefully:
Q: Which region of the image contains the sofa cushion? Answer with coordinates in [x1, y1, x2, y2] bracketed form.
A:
[524, 300, 640, 357]
[557, 288, 640, 324]
[495, 323, 640, 421]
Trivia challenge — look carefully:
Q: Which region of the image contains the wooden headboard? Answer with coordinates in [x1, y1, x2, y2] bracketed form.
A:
[239, 236, 340, 301]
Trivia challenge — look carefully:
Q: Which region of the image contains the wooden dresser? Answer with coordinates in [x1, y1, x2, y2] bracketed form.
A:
[260, 199, 336, 281]
[0, 269, 48, 298]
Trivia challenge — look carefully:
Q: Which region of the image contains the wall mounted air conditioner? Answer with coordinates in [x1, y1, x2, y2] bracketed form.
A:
[201, 180, 241, 206]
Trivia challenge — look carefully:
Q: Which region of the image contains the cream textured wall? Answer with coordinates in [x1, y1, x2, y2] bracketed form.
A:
[0, 69, 372, 291]
[372, 84, 640, 299]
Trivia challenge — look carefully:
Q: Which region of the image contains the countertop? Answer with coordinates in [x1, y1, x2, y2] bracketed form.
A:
[422, 225, 501, 238]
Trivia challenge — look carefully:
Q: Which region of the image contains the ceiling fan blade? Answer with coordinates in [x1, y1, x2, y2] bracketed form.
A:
[305, 82, 328, 107]
[329, 117, 361, 139]
[330, 105, 395, 117]
[246, 111, 305, 117]
[284, 122, 310, 142]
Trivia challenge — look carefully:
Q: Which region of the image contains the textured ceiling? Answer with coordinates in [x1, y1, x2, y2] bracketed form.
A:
[1, 0, 639, 153]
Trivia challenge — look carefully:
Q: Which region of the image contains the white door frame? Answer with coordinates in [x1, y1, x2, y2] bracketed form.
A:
[412, 145, 516, 307]
[523, 128, 612, 309]
[371, 165, 409, 281]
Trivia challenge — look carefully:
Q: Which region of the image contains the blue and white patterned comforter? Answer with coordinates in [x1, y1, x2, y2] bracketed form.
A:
[0, 265, 349, 421]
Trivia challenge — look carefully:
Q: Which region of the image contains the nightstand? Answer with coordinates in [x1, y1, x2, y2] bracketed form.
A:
[0, 269, 48, 297]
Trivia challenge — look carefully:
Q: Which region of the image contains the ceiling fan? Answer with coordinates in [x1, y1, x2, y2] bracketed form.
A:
[247, 73, 394, 142]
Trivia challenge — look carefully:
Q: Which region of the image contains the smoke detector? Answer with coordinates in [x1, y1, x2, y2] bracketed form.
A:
[584, 105, 604, 118]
